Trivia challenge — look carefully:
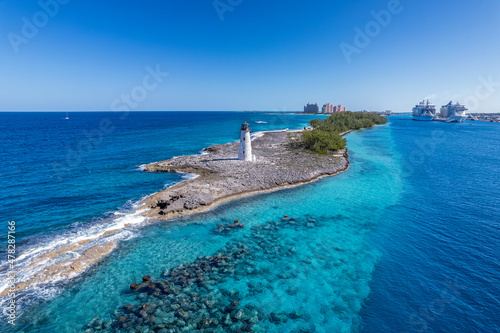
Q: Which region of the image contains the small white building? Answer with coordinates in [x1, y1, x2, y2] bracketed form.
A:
[238, 122, 256, 161]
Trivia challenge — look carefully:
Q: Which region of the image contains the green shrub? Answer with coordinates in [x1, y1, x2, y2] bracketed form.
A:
[309, 111, 388, 133]
[302, 130, 347, 154]
[298, 112, 387, 154]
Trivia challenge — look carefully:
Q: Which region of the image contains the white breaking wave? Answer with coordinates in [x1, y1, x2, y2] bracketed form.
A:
[0, 171, 200, 296]
[162, 172, 199, 189]
[173, 147, 214, 159]
[0, 205, 148, 283]
[0, 200, 150, 319]
[250, 131, 266, 141]
[137, 161, 161, 171]
[181, 172, 199, 181]
[255, 121, 268, 124]
[232, 129, 290, 143]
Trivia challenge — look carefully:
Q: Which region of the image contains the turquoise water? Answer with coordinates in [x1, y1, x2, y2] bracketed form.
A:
[1, 112, 499, 332]
[362, 118, 500, 332]
[0, 112, 319, 243]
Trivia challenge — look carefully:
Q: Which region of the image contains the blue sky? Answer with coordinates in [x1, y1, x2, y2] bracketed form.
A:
[1, 0, 499, 112]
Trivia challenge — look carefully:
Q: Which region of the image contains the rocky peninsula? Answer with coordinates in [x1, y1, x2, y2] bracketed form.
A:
[143, 130, 349, 220]
[1, 130, 349, 299]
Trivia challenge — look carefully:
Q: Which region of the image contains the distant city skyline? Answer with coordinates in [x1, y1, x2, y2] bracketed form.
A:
[1, 0, 499, 112]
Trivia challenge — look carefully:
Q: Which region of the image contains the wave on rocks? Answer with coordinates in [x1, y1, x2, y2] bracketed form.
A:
[0, 200, 150, 318]
[250, 131, 266, 141]
[162, 172, 199, 189]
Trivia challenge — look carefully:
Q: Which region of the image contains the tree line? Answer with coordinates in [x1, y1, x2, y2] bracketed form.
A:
[291, 112, 388, 154]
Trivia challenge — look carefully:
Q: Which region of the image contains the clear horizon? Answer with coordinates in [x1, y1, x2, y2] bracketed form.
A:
[0, 111, 496, 115]
[1, 0, 499, 113]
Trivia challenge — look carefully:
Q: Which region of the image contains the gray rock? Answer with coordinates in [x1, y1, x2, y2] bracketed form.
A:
[144, 131, 348, 221]
[233, 308, 244, 320]
[224, 313, 232, 325]
[176, 309, 190, 320]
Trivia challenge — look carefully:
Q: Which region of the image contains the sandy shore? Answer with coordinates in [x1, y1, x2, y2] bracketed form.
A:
[142, 131, 349, 220]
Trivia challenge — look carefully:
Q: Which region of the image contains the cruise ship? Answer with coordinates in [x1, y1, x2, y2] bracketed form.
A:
[439, 101, 467, 123]
[412, 100, 437, 121]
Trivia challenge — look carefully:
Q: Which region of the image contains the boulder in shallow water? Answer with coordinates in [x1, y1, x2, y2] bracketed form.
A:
[224, 313, 232, 325]
[288, 310, 302, 320]
[269, 312, 282, 324]
[200, 317, 212, 328]
[230, 321, 245, 332]
[224, 300, 239, 313]
[176, 309, 191, 320]
[233, 308, 244, 320]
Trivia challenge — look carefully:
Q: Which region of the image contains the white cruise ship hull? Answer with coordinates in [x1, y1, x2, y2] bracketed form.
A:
[446, 115, 467, 123]
[412, 115, 435, 121]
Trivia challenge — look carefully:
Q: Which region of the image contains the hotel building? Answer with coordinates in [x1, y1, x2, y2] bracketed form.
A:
[304, 103, 319, 113]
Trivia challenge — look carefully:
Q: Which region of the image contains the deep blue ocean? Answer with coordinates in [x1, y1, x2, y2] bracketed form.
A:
[0, 112, 498, 332]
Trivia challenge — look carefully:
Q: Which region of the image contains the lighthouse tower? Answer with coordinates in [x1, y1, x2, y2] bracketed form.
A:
[238, 122, 255, 161]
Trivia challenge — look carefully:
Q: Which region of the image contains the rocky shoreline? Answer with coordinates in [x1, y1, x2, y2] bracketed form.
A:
[1, 131, 349, 301]
[142, 131, 349, 221]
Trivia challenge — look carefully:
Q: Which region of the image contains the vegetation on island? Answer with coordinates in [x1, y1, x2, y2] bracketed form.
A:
[289, 112, 388, 154]
[300, 129, 347, 154]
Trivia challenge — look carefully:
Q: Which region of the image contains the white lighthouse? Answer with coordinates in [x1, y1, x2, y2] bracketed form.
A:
[238, 122, 255, 161]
